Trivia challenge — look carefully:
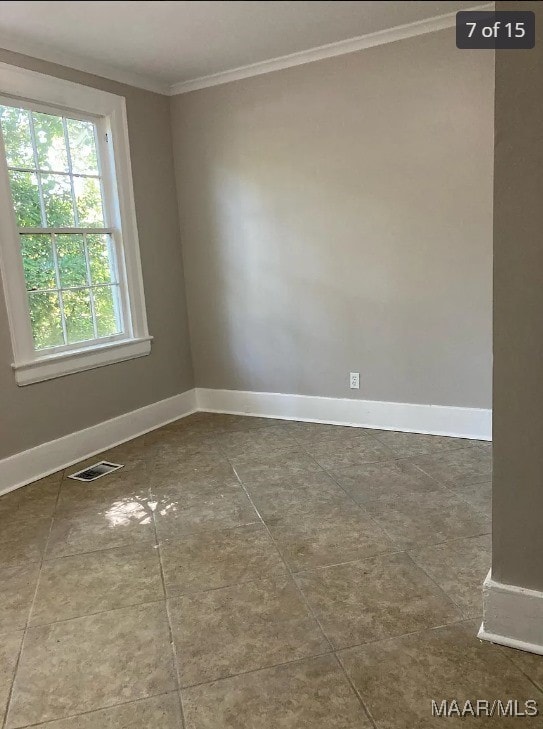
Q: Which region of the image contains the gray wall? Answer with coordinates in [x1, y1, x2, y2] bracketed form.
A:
[492, 1, 543, 590]
[171, 27, 494, 408]
[0, 49, 194, 460]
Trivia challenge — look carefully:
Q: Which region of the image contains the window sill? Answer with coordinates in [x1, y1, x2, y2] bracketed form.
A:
[12, 336, 153, 386]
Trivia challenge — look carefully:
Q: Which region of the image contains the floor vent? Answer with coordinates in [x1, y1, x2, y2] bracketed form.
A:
[68, 461, 124, 482]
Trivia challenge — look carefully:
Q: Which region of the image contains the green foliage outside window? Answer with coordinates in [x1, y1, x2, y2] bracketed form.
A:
[0, 104, 121, 350]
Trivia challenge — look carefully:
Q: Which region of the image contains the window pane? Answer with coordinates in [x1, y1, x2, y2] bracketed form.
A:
[62, 289, 94, 343]
[32, 112, 68, 172]
[94, 285, 121, 337]
[41, 173, 75, 227]
[28, 291, 64, 349]
[8, 170, 42, 226]
[87, 234, 114, 284]
[56, 235, 88, 287]
[20, 235, 56, 291]
[0, 106, 33, 168]
[74, 176, 104, 227]
[67, 118, 98, 174]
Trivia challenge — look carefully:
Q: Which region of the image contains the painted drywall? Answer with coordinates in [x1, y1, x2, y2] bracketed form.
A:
[171, 27, 493, 408]
[0, 49, 194, 460]
[492, 1, 543, 591]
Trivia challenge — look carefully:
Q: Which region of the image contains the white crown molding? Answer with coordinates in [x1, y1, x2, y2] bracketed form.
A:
[169, 2, 494, 95]
[0, 32, 170, 95]
[195, 388, 492, 440]
[0, 3, 493, 97]
[479, 570, 543, 655]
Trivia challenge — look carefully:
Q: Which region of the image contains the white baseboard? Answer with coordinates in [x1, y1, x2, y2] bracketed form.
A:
[195, 388, 492, 440]
[0, 389, 197, 496]
[478, 570, 543, 655]
[0, 386, 491, 497]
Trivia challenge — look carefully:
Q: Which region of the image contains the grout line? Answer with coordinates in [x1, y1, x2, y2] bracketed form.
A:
[495, 646, 543, 696]
[334, 615, 479, 654]
[1, 475, 63, 729]
[402, 551, 467, 619]
[39, 539, 159, 563]
[150, 491, 187, 729]
[22, 596, 168, 630]
[177, 650, 336, 691]
[319, 462, 410, 549]
[224, 448, 379, 728]
[1, 416, 495, 728]
[7, 692, 179, 729]
[321, 456, 491, 549]
[225, 458, 335, 654]
[333, 651, 379, 729]
[222, 451, 384, 721]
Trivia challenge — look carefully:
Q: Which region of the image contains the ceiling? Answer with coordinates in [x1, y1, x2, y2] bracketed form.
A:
[0, 1, 488, 95]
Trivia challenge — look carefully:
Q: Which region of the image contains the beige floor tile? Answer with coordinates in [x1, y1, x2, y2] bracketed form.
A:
[331, 459, 441, 503]
[370, 430, 471, 457]
[502, 646, 543, 693]
[409, 534, 491, 618]
[0, 473, 61, 520]
[160, 524, 287, 595]
[249, 473, 341, 509]
[0, 515, 53, 568]
[0, 631, 23, 722]
[267, 506, 395, 571]
[146, 427, 218, 457]
[305, 437, 396, 470]
[245, 473, 353, 518]
[182, 654, 371, 729]
[149, 441, 223, 469]
[230, 448, 323, 485]
[149, 458, 238, 493]
[168, 577, 328, 686]
[288, 422, 372, 446]
[99, 434, 155, 463]
[24, 694, 183, 729]
[413, 446, 492, 487]
[154, 489, 259, 540]
[0, 563, 40, 632]
[454, 479, 492, 519]
[213, 425, 296, 459]
[150, 470, 243, 507]
[47, 495, 156, 559]
[7, 602, 177, 727]
[31, 545, 164, 626]
[296, 553, 461, 649]
[0, 415, 498, 726]
[248, 470, 346, 500]
[153, 448, 231, 472]
[244, 477, 394, 569]
[339, 622, 543, 728]
[362, 488, 490, 550]
[168, 413, 279, 436]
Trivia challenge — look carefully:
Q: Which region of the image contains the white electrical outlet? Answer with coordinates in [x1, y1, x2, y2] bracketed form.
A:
[350, 372, 360, 389]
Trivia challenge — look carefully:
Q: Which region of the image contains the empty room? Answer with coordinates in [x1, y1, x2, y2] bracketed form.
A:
[0, 1, 541, 727]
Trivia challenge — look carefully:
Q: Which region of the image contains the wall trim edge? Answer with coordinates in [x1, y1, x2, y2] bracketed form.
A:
[0, 386, 491, 496]
[478, 570, 543, 655]
[0, 388, 197, 496]
[195, 388, 492, 440]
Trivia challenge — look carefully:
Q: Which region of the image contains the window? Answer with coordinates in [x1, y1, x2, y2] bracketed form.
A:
[0, 64, 151, 385]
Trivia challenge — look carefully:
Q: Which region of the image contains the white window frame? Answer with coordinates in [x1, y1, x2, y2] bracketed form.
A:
[0, 62, 151, 386]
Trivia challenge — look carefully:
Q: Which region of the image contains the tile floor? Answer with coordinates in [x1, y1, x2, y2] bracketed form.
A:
[0, 413, 542, 727]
